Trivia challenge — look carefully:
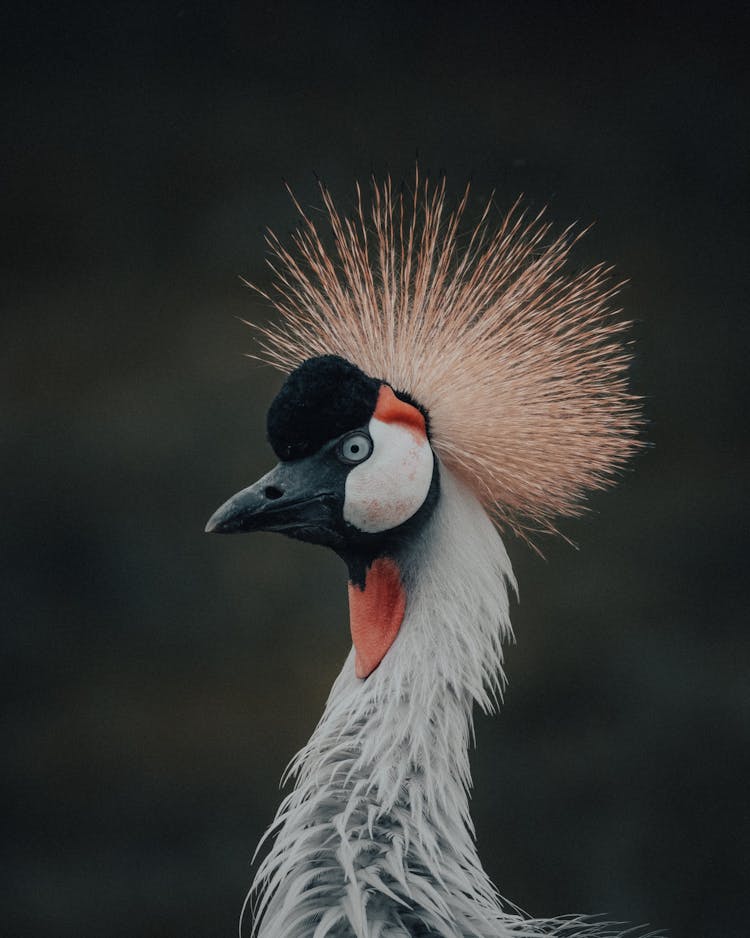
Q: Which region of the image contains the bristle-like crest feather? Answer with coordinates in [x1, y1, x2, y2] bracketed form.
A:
[246, 172, 641, 539]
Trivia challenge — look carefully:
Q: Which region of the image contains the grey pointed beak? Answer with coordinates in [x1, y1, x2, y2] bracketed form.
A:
[205, 460, 343, 542]
[204, 471, 272, 534]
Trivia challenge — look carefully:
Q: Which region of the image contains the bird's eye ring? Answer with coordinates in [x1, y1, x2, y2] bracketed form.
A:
[337, 431, 373, 465]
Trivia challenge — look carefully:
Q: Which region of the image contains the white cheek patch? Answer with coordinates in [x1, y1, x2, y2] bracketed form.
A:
[343, 418, 434, 533]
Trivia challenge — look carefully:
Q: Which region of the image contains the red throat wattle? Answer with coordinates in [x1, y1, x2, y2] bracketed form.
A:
[348, 557, 406, 679]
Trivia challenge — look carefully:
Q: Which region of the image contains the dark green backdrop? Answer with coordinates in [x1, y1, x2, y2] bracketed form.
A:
[3, 2, 748, 936]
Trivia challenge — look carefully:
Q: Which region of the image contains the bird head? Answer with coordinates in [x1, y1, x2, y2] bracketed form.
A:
[205, 355, 440, 584]
[205, 176, 642, 678]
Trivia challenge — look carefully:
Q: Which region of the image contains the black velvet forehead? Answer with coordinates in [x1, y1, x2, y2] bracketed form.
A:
[267, 355, 381, 461]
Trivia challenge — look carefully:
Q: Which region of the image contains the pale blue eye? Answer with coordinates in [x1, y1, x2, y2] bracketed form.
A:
[338, 431, 373, 465]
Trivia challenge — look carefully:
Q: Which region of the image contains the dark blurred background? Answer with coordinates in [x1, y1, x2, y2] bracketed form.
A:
[3, 2, 748, 936]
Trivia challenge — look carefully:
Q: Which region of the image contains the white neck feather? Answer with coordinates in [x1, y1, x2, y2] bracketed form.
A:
[248, 470, 621, 937]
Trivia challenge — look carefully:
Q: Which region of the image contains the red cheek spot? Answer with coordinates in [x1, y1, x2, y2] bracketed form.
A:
[373, 385, 426, 443]
[348, 557, 406, 679]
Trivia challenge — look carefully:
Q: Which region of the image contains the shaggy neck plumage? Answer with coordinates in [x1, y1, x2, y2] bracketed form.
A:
[249, 468, 527, 938]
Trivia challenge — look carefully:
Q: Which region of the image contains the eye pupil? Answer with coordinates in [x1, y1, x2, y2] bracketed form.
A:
[350, 444, 359, 453]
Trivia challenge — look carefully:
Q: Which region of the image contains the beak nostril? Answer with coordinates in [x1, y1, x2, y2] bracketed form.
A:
[264, 485, 284, 500]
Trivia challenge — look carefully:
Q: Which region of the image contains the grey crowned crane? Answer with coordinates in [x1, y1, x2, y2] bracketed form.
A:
[206, 175, 642, 938]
